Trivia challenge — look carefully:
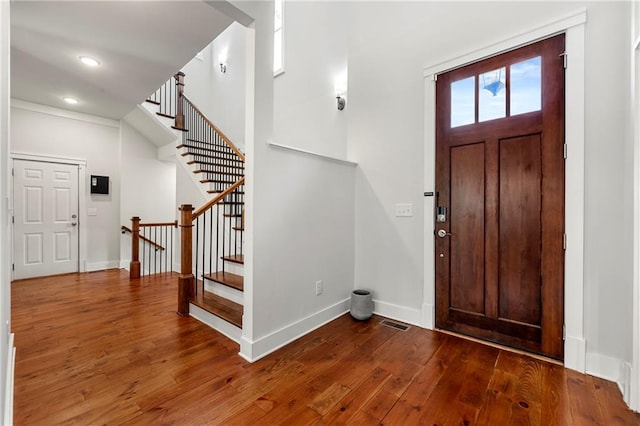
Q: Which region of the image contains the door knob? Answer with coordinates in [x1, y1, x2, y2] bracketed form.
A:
[71, 222, 77, 227]
[437, 229, 451, 238]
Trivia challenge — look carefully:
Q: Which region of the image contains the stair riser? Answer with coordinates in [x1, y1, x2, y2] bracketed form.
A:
[204, 281, 243, 305]
[189, 303, 242, 343]
[222, 261, 244, 276]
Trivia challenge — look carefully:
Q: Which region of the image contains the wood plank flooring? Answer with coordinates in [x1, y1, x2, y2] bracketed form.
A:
[11, 269, 640, 425]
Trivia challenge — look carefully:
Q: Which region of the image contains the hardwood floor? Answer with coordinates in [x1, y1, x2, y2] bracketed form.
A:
[11, 269, 640, 425]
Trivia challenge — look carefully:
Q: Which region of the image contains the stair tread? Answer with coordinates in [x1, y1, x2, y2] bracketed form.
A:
[184, 154, 244, 164]
[145, 99, 160, 105]
[190, 291, 242, 328]
[224, 213, 242, 218]
[185, 139, 236, 152]
[200, 179, 238, 184]
[193, 169, 244, 177]
[222, 255, 244, 265]
[232, 226, 245, 231]
[187, 160, 244, 168]
[203, 271, 244, 291]
[209, 190, 245, 195]
[179, 145, 238, 157]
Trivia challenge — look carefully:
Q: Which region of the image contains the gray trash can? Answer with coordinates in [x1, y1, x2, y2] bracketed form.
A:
[350, 289, 373, 320]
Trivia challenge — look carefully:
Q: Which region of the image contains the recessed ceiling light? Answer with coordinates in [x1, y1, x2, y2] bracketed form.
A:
[63, 97, 79, 105]
[79, 56, 100, 67]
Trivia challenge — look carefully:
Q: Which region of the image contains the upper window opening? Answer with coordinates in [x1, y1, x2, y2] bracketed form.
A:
[479, 67, 506, 122]
[510, 57, 541, 116]
[273, 0, 284, 76]
[451, 77, 475, 128]
[450, 56, 542, 128]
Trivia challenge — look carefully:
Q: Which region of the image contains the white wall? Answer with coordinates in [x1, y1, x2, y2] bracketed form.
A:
[344, 0, 633, 383]
[119, 121, 176, 266]
[182, 22, 248, 152]
[10, 103, 122, 270]
[273, 1, 348, 159]
[229, 1, 356, 361]
[0, 0, 11, 421]
[582, 1, 633, 380]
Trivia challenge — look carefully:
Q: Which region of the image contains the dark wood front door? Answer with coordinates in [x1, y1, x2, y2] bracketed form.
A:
[435, 35, 565, 360]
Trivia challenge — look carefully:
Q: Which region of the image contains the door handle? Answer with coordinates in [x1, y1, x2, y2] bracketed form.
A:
[437, 229, 451, 238]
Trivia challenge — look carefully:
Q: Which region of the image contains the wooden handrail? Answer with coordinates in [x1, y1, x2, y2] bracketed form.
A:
[121, 225, 166, 251]
[182, 95, 246, 162]
[193, 177, 245, 220]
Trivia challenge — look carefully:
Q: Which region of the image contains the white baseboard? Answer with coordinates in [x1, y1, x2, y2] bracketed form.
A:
[586, 352, 633, 407]
[119, 259, 129, 270]
[421, 302, 435, 329]
[189, 303, 242, 344]
[4, 333, 15, 426]
[564, 335, 586, 373]
[620, 361, 632, 406]
[86, 261, 120, 272]
[586, 352, 621, 382]
[239, 298, 350, 362]
[373, 299, 423, 327]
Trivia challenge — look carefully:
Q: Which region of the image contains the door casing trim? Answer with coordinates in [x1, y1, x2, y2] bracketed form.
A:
[10, 152, 88, 278]
[422, 10, 587, 373]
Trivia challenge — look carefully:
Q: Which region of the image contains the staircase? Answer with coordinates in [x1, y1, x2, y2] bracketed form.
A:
[135, 72, 246, 342]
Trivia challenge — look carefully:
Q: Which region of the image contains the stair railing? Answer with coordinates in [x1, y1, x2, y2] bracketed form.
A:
[146, 71, 245, 316]
[127, 217, 178, 278]
[147, 72, 184, 120]
[177, 177, 244, 315]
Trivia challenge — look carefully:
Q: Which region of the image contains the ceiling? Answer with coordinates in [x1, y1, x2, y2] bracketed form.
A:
[10, 1, 236, 120]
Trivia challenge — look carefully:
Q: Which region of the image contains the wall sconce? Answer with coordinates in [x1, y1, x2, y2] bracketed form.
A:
[219, 62, 227, 73]
[335, 73, 348, 111]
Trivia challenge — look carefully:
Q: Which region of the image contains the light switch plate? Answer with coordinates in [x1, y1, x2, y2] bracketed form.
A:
[395, 203, 413, 217]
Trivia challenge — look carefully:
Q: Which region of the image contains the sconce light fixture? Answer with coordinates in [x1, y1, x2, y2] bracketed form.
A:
[335, 72, 348, 111]
[219, 62, 227, 73]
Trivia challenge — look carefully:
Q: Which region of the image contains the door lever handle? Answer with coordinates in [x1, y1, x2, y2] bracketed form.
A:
[437, 229, 452, 238]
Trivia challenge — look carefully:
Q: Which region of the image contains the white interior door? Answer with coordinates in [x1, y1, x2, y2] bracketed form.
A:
[13, 159, 79, 279]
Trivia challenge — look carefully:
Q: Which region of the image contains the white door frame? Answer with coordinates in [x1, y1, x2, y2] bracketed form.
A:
[632, 19, 640, 412]
[422, 11, 587, 372]
[10, 152, 88, 278]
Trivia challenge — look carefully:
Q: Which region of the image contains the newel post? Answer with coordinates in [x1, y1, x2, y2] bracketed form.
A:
[129, 216, 141, 279]
[174, 71, 185, 130]
[178, 204, 195, 316]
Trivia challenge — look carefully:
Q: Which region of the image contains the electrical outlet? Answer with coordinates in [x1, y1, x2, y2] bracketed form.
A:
[315, 280, 323, 296]
[395, 203, 413, 217]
